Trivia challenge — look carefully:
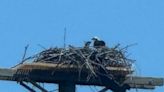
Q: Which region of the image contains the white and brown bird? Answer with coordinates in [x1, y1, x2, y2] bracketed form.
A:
[92, 37, 106, 48]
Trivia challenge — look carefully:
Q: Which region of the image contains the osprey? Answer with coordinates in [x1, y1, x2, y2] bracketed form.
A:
[84, 41, 91, 48]
[92, 37, 106, 48]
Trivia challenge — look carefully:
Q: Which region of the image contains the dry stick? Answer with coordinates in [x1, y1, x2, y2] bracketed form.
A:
[87, 59, 102, 83]
[11, 45, 31, 68]
[67, 47, 88, 80]
[71, 48, 93, 79]
[37, 44, 47, 50]
[21, 44, 29, 64]
[70, 47, 97, 78]
[89, 60, 113, 79]
[78, 49, 97, 77]
[120, 43, 138, 51]
[86, 73, 93, 82]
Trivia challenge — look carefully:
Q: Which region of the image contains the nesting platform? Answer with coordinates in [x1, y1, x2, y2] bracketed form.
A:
[0, 62, 163, 92]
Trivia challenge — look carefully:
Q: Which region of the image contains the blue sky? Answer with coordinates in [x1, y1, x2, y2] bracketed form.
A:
[0, 0, 164, 92]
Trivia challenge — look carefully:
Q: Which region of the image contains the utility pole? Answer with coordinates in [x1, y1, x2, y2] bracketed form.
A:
[59, 82, 76, 92]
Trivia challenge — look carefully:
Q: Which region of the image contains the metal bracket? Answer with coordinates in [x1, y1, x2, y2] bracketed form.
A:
[19, 81, 48, 92]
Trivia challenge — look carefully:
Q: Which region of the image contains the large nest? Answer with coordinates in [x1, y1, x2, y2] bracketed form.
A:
[21, 44, 134, 81]
[34, 46, 132, 67]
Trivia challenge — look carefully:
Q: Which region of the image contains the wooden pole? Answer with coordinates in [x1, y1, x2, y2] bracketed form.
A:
[59, 82, 76, 92]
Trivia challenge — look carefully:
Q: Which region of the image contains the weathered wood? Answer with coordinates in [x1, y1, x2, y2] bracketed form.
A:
[14, 63, 133, 77]
[0, 68, 16, 81]
[125, 76, 164, 86]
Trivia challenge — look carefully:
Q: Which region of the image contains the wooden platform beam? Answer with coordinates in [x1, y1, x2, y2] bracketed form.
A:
[0, 67, 163, 91]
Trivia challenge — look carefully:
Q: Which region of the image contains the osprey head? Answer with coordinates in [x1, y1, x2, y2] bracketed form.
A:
[92, 36, 100, 41]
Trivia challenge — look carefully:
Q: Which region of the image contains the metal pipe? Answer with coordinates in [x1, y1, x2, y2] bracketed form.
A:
[20, 82, 36, 92]
[30, 81, 48, 92]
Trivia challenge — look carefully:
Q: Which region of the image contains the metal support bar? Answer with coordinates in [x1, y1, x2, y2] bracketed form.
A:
[30, 81, 48, 92]
[20, 82, 36, 92]
[98, 87, 127, 92]
[98, 87, 108, 92]
[59, 82, 76, 92]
